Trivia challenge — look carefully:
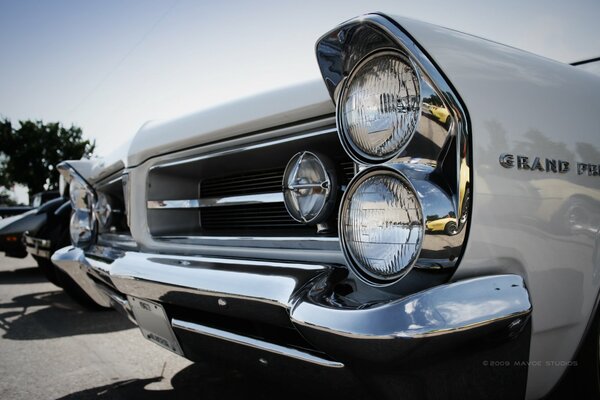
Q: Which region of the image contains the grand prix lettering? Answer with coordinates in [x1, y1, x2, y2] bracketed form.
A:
[499, 153, 599, 176]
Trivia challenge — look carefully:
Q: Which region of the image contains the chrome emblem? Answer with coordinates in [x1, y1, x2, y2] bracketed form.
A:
[500, 153, 600, 176]
[282, 152, 336, 224]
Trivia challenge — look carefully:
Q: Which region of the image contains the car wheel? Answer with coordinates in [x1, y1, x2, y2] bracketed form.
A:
[55, 269, 110, 311]
[444, 221, 458, 235]
[32, 255, 61, 286]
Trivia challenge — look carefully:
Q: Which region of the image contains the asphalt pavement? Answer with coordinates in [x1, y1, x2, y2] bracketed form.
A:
[0, 254, 350, 400]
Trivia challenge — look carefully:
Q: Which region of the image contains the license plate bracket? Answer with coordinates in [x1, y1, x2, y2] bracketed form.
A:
[128, 296, 184, 356]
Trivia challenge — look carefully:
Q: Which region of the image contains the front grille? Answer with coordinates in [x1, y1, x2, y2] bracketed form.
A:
[202, 161, 355, 199]
[201, 203, 312, 234]
[147, 124, 354, 238]
[201, 167, 285, 198]
[340, 161, 356, 184]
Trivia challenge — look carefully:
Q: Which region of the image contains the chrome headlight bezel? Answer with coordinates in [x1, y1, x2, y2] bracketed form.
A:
[339, 167, 425, 286]
[69, 178, 96, 248]
[58, 162, 98, 249]
[336, 49, 422, 164]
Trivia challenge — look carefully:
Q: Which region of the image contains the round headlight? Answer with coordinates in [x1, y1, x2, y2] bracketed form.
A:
[337, 51, 421, 163]
[70, 179, 93, 211]
[70, 209, 94, 246]
[283, 151, 335, 224]
[340, 169, 424, 284]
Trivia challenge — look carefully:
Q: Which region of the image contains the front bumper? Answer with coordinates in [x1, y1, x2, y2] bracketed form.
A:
[53, 246, 533, 398]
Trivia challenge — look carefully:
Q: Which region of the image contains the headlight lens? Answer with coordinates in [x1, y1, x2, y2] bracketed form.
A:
[338, 51, 421, 163]
[340, 169, 424, 284]
[70, 179, 93, 211]
[69, 179, 95, 247]
[283, 151, 333, 224]
[70, 209, 93, 246]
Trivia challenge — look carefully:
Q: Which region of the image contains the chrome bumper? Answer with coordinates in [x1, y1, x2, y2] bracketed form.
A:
[24, 235, 52, 258]
[52, 246, 532, 368]
[51, 246, 135, 322]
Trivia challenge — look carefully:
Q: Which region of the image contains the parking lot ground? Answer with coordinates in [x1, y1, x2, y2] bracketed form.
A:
[0, 255, 364, 400]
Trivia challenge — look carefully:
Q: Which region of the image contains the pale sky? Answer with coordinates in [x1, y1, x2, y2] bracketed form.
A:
[1, 0, 599, 157]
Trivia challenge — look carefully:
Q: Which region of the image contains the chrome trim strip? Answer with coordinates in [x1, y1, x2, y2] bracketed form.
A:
[150, 126, 337, 170]
[24, 235, 52, 258]
[172, 318, 344, 368]
[152, 235, 341, 252]
[147, 192, 284, 209]
[154, 235, 338, 242]
[147, 199, 200, 209]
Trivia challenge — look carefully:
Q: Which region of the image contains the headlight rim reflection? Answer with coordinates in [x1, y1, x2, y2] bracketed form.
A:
[339, 167, 425, 286]
[336, 49, 422, 165]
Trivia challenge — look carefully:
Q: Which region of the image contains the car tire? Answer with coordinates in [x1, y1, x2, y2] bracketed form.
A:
[444, 221, 458, 235]
[32, 255, 61, 286]
[37, 221, 110, 311]
[55, 269, 110, 311]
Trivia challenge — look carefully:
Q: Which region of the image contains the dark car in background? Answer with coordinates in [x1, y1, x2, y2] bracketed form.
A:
[0, 190, 59, 219]
[0, 190, 99, 307]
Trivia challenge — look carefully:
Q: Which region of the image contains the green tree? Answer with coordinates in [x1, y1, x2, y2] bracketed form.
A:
[0, 118, 95, 197]
[0, 189, 19, 206]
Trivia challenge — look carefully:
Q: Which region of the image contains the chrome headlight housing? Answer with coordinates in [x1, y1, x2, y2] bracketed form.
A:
[317, 14, 471, 287]
[338, 50, 422, 164]
[340, 168, 424, 284]
[68, 178, 96, 248]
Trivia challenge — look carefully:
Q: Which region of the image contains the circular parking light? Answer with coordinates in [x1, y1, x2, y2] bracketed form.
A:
[283, 151, 336, 224]
[340, 168, 424, 284]
[94, 192, 112, 229]
[337, 51, 421, 164]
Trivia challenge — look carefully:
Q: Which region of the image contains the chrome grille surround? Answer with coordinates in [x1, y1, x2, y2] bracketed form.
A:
[144, 119, 355, 247]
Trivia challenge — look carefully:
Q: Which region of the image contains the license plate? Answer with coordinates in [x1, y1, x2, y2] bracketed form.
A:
[128, 296, 184, 356]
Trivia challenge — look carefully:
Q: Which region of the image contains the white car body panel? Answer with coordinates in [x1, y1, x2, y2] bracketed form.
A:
[391, 16, 600, 399]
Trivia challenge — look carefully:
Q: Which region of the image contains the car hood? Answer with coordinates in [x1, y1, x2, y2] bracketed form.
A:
[127, 79, 334, 167]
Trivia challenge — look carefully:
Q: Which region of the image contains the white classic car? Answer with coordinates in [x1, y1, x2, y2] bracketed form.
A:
[52, 12, 600, 399]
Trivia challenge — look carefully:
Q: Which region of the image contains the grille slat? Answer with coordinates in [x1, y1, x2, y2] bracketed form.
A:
[201, 203, 310, 233]
[201, 168, 285, 198]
